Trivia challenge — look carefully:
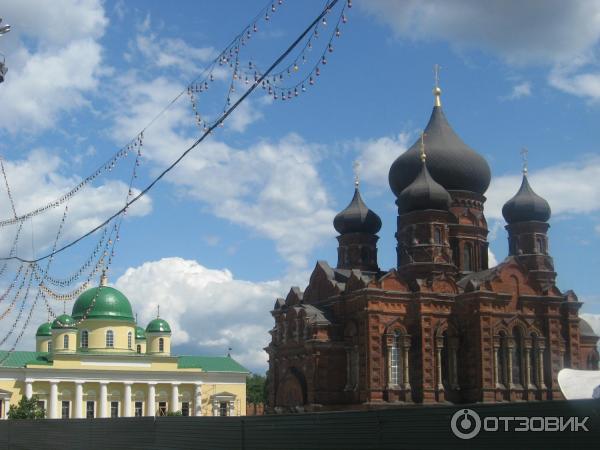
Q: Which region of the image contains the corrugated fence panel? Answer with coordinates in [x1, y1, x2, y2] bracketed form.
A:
[154, 416, 242, 450]
[0, 399, 598, 449]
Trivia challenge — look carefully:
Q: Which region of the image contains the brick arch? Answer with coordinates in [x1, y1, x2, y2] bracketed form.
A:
[383, 318, 407, 336]
[276, 367, 307, 407]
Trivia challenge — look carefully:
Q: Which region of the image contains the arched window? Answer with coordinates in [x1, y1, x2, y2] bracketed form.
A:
[159, 337, 164, 352]
[137, 344, 141, 354]
[63, 334, 69, 349]
[106, 330, 114, 348]
[128, 331, 133, 349]
[498, 332, 508, 387]
[530, 334, 539, 388]
[81, 330, 88, 349]
[512, 328, 523, 386]
[389, 330, 403, 386]
[463, 243, 473, 271]
[434, 227, 442, 245]
[47, 341, 52, 352]
[535, 236, 545, 254]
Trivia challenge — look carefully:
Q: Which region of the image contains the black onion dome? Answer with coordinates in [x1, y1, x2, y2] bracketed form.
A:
[389, 106, 491, 197]
[502, 175, 551, 224]
[398, 160, 452, 213]
[333, 188, 382, 235]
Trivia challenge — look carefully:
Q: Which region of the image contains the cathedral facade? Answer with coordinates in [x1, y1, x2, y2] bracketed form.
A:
[266, 87, 599, 411]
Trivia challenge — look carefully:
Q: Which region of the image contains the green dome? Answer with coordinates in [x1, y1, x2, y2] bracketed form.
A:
[135, 326, 146, 340]
[146, 318, 171, 334]
[72, 286, 134, 322]
[51, 314, 76, 330]
[36, 322, 52, 337]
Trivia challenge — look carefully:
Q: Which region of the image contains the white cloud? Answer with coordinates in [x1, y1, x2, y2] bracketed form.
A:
[361, 1, 600, 101]
[486, 157, 600, 220]
[488, 248, 498, 267]
[0, 149, 152, 259]
[355, 133, 411, 188]
[549, 66, 600, 101]
[0, 0, 107, 133]
[115, 257, 284, 372]
[135, 33, 216, 76]
[360, 0, 600, 66]
[110, 75, 334, 270]
[503, 81, 531, 100]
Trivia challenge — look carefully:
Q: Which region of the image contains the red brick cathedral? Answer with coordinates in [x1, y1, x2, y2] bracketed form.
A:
[266, 86, 599, 411]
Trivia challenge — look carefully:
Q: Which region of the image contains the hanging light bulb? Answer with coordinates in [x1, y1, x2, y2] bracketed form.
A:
[293, 63, 299, 71]
[342, 14, 347, 24]
[278, 0, 283, 4]
[347, 0, 352, 7]
[271, 4, 276, 12]
[321, 55, 327, 65]
[301, 84, 306, 92]
[336, 28, 341, 37]
[294, 88, 298, 96]
[316, 67, 321, 76]
[309, 77, 315, 85]
[322, 17, 327, 26]
[253, 23, 258, 32]
[328, 43, 333, 53]
[210, 73, 214, 82]
[265, 12, 270, 21]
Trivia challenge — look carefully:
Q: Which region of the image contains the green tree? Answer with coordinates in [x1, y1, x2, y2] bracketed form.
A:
[246, 373, 267, 405]
[8, 395, 45, 419]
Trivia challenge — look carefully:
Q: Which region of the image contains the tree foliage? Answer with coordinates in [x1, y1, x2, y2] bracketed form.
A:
[8, 395, 45, 419]
[246, 373, 267, 405]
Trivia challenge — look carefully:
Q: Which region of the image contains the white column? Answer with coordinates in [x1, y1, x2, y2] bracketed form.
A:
[147, 383, 156, 417]
[74, 381, 84, 419]
[170, 383, 179, 413]
[99, 382, 108, 418]
[24, 380, 33, 399]
[49, 381, 59, 419]
[194, 384, 202, 416]
[123, 382, 132, 417]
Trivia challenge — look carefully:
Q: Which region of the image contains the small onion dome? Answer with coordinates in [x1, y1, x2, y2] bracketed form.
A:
[36, 322, 52, 337]
[51, 314, 76, 330]
[389, 105, 491, 197]
[502, 175, 551, 224]
[333, 188, 382, 235]
[146, 318, 171, 334]
[135, 326, 146, 340]
[398, 160, 451, 213]
[72, 286, 134, 322]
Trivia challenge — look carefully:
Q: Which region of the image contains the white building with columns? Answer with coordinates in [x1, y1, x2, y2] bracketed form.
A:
[0, 279, 248, 419]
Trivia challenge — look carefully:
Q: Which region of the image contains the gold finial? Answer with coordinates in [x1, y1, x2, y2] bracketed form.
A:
[433, 64, 442, 107]
[420, 131, 427, 163]
[100, 269, 108, 287]
[352, 160, 360, 188]
[520, 147, 528, 176]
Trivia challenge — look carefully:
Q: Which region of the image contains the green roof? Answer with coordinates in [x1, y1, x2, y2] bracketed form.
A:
[146, 318, 171, 333]
[177, 356, 249, 373]
[36, 322, 52, 337]
[51, 314, 76, 329]
[0, 351, 52, 368]
[135, 326, 146, 340]
[72, 286, 134, 322]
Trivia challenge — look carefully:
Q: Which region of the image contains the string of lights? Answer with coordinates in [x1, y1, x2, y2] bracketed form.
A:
[0, 0, 343, 265]
[0, 0, 346, 363]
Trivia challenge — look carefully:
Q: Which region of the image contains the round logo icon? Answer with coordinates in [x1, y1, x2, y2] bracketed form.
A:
[450, 408, 481, 440]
